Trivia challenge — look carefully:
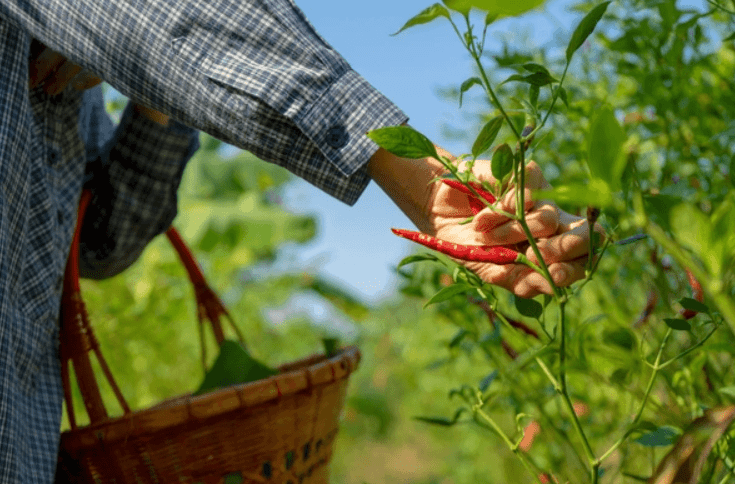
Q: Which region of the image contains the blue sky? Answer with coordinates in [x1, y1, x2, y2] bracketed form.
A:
[277, 0, 579, 304]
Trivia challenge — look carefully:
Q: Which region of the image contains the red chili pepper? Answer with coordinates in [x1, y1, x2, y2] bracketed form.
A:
[681, 268, 704, 320]
[440, 179, 496, 215]
[391, 228, 519, 264]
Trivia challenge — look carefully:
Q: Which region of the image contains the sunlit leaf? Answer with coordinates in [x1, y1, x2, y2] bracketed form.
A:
[587, 105, 626, 190]
[566, 2, 611, 62]
[425, 283, 474, 308]
[491, 143, 514, 181]
[367, 125, 439, 160]
[535, 179, 614, 208]
[392, 4, 451, 36]
[670, 204, 714, 273]
[397, 253, 440, 270]
[443, 0, 544, 17]
[459, 77, 483, 107]
[718, 386, 735, 398]
[472, 116, 503, 158]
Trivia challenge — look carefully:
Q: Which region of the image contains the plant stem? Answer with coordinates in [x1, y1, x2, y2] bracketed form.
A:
[458, 17, 521, 140]
[597, 328, 673, 464]
[473, 405, 546, 484]
[558, 302, 597, 475]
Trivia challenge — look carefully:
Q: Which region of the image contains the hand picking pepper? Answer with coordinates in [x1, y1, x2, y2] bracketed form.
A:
[392, 179, 521, 264]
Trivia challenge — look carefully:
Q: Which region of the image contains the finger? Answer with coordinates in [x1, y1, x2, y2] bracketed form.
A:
[503, 259, 587, 298]
[475, 202, 559, 245]
[527, 220, 595, 265]
[475, 161, 549, 221]
[547, 259, 587, 288]
[72, 71, 103, 91]
[29, 47, 65, 89]
[44, 61, 82, 95]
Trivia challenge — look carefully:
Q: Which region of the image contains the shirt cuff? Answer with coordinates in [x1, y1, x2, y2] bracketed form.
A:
[112, 103, 201, 181]
[297, 70, 409, 179]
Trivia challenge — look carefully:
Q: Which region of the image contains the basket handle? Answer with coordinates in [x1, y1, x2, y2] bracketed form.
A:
[61, 191, 244, 428]
[165, 227, 247, 369]
[60, 190, 130, 429]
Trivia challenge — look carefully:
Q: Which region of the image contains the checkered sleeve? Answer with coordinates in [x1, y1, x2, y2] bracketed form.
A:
[0, 0, 409, 205]
[79, 104, 200, 279]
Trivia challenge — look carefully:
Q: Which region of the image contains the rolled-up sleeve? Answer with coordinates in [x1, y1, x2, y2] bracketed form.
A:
[1, 0, 408, 204]
[79, 95, 200, 279]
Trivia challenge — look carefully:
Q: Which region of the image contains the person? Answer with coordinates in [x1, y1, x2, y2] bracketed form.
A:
[0, 1, 598, 482]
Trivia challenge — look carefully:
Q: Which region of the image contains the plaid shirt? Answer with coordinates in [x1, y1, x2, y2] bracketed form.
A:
[0, 0, 408, 482]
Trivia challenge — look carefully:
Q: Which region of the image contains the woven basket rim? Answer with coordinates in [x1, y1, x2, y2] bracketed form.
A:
[61, 345, 360, 451]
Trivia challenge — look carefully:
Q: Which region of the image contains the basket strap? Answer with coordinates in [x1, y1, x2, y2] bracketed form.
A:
[60, 190, 130, 429]
[165, 227, 247, 370]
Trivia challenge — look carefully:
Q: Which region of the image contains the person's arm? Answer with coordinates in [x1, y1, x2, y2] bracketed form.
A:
[7, 0, 407, 204]
[76, 87, 199, 279]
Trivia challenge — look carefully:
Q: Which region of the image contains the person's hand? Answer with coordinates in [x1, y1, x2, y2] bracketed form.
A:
[425, 159, 603, 298]
[29, 40, 103, 95]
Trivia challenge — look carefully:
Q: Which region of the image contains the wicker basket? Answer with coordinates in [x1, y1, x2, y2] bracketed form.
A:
[56, 191, 361, 484]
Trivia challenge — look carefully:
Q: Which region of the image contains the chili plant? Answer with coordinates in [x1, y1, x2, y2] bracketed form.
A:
[367, 1, 735, 482]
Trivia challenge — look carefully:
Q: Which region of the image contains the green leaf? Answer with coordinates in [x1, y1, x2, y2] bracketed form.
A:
[664, 318, 692, 331]
[610, 368, 630, 385]
[514, 295, 543, 319]
[491, 144, 514, 182]
[472, 116, 504, 158]
[194, 340, 279, 396]
[603, 327, 636, 351]
[367, 125, 438, 160]
[459, 77, 483, 107]
[392, 4, 451, 36]
[670, 204, 714, 273]
[555, 86, 569, 107]
[397, 253, 440, 270]
[322, 337, 339, 357]
[723, 32, 735, 42]
[529, 85, 540, 108]
[485, 12, 498, 25]
[501, 72, 557, 87]
[679, 298, 709, 314]
[535, 179, 613, 208]
[634, 426, 681, 447]
[522, 63, 551, 75]
[566, 2, 611, 63]
[414, 408, 467, 426]
[479, 370, 499, 392]
[424, 283, 474, 308]
[449, 329, 469, 348]
[587, 106, 626, 190]
[443, 0, 544, 17]
[718, 386, 735, 398]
